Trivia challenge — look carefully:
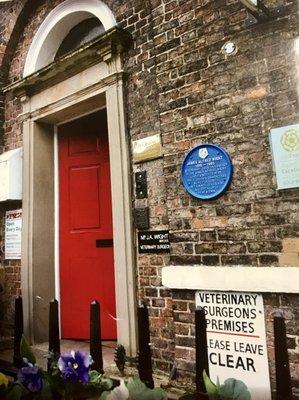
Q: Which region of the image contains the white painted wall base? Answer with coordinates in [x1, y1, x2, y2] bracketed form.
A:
[162, 266, 299, 293]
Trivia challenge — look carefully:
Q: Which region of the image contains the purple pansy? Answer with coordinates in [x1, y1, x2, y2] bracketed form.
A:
[17, 365, 43, 393]
[58, 350, 92, 384]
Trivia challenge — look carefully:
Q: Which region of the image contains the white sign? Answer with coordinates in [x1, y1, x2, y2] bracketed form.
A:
[196, 291, 271, 400]
[270, 124, 299, 189]
[0, 148, 22, 202]
[5, 209, 22, 260]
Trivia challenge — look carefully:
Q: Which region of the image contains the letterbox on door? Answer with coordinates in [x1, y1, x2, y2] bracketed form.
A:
[0, 147, 22, 202]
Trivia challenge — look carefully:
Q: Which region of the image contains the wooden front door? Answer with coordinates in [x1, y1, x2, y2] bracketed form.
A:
[59, 110, 116, 340]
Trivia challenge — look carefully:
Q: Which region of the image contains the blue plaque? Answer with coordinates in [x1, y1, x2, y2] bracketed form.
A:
[181, 144, 233, 200]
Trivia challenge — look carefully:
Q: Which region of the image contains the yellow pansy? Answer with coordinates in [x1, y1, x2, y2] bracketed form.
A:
[0, 372, 8, 387]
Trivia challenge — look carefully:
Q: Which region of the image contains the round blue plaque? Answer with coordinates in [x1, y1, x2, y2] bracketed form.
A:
[181, 144, 233, 200]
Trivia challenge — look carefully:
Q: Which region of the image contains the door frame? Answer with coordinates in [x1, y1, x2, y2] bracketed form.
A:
[18, 56, 137, 355]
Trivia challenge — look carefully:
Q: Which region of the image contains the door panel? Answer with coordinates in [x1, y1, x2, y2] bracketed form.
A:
[59, 110, 116, 340]
[69, 166, 101, 230]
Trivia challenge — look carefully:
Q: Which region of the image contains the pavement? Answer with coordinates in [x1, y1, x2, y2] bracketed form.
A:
[0, 339, 116, 370]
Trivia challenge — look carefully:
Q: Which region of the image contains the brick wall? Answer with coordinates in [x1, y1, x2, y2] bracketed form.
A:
[123, 0, 299, 390]
[124, 0, 299, 391]
[0, 0, 26, 337]
[0, 0, 298, 393]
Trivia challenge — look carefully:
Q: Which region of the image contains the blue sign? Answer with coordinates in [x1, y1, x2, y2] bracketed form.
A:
[181, 144, 233, 200]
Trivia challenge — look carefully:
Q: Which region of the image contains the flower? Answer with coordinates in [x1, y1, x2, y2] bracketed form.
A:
[0, 372, 8, 388]
[17, 365, 43, 393]
[58, 350, 92, 384]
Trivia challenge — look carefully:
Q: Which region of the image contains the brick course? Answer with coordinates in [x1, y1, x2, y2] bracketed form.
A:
[0, 0, 298, 394]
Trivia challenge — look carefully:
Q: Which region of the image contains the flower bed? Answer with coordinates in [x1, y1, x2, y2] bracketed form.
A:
[0, 336, 252, 400]
[0, 336, 167, 400]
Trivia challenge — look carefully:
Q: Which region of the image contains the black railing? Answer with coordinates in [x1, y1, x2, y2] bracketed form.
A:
[0, 297, 294, 399]
[48, 299, 60, 356]
[90, 300, 104, 374]
[0, 296, 23, 378]
[137, 304, 154, 388]
[274, 312, 293, 400]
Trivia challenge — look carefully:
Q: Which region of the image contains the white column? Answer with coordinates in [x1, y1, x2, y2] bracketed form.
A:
[106, 77, 137, 356]
[21, 119, 34, 342]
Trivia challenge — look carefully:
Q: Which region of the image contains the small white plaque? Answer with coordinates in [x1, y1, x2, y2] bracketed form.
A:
[270, 124, 299, 189]
[196, 291, 271, 400]
[5, 209, 22, 260]
[132, 134, 162, 163]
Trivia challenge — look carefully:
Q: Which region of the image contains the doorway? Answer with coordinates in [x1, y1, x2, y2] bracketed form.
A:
[58, 110, 116, 340]
[20, 59, 137, 353]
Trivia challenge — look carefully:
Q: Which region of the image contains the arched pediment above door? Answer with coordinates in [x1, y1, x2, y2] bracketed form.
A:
[23, 0, 117, 77]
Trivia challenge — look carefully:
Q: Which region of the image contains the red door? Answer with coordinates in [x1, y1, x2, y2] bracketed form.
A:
[59, 110, 116, 340]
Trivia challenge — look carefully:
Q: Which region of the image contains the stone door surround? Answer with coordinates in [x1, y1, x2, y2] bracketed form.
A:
[4, 28, 137, 354]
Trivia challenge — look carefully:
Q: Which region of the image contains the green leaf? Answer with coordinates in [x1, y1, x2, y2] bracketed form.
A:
[89, 370, 113, 390]
[20, 334, 36, 364]
[101, 378, 113, 391]
[126, 377, 167, 400]
[105, 380, 129, 400]
[203, 370, 219, 400]
[35, 380, 53, 400]
[219, 378, 251, 400]
[6, 383, 25, 400]
[126, 377, 146, 399]
[89, 370, 103, 384]
[141, 388, 167, 400]
[100, 391, 110, 400]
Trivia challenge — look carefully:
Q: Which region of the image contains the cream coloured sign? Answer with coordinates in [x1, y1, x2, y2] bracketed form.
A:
[132, 134, 162, 163]
[270, 124, 299, 189]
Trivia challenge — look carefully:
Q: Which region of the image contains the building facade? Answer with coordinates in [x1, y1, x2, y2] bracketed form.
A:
[0, 0, 298, 396]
